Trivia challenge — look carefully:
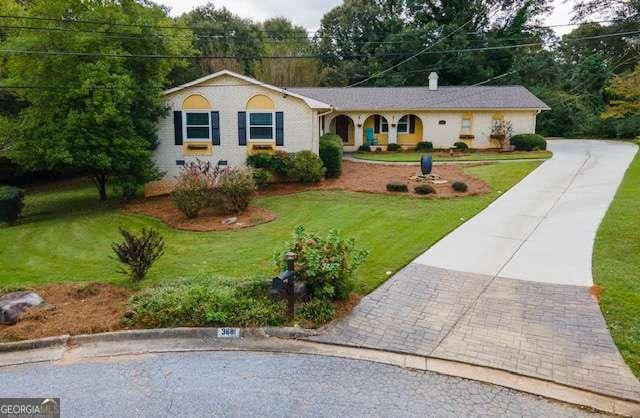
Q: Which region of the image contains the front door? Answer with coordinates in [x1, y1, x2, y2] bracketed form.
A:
[335, 115, 349, 143]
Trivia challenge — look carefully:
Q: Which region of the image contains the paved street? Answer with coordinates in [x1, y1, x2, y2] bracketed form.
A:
[311, 140, 640, 401]
[1, 351, 605, 417]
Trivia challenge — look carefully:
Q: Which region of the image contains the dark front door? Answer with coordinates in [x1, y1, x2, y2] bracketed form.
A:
[335, 115, 349, 143]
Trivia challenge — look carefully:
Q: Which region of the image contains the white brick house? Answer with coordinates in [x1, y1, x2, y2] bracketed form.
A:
[153, 69, 549, 182]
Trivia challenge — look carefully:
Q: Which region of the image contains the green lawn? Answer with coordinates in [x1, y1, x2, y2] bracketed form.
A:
[352, 150, 552, 162]
[593, 147, 640, 378]
[0, 161, 540, 294]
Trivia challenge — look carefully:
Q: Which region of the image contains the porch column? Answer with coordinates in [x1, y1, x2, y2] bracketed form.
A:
[420, 114, 429, 141]
[354, 121, 364, 149]
[388, 125, 398, 144]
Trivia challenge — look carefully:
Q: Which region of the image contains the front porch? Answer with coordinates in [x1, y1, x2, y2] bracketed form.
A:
[324, 112, 425, 151]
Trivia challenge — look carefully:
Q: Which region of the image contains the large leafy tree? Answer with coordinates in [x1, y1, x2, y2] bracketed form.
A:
[603, 65, 640, 119]
[1, 0, 190, 200]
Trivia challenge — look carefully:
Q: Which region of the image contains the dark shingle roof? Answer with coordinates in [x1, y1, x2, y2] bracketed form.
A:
[287, 85, 550, 111]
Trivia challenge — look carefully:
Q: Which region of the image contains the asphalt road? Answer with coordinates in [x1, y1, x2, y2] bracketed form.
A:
[2, 351, 605, 417]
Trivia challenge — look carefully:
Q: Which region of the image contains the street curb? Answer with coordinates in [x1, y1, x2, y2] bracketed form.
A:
[0, 335, 70, 352]
[0, 328, 637, 416]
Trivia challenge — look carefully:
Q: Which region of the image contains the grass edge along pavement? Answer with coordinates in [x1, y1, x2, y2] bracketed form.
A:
[593, 145, 640, 378]
[352, 150, 552, 162]
[0, 161, 541, 295]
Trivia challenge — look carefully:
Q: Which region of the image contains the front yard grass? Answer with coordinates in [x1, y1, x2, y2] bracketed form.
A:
[352, 150, 552, 163]
[0, 161, 540, 294]
[593, 147, 640, 378]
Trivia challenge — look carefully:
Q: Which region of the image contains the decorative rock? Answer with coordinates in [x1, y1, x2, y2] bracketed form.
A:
[0, 291, 44, 325]
[221, 217, 238, 225]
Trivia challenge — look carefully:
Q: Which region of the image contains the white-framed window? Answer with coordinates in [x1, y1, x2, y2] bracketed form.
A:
[461, 116, 472, 134]
[184, 111, 210, 140]
[397, 115, 409, 133]
[379, 117, 388, 133]
[248, 111, 274, 140]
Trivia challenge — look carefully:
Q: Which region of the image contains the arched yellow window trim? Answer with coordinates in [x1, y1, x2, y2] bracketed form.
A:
[246, 94, 275, 110]
[182, 94, 211, 110]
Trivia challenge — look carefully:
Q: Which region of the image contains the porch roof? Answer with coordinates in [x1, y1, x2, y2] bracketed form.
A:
[287, 85, 550, 111]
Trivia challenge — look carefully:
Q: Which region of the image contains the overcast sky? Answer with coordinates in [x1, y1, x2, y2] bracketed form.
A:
[156, 0, 578, 35]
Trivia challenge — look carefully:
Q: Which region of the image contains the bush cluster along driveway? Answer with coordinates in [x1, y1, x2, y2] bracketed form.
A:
[594, 148, 640, 377]
[0, 162, 540, 293]
[352, 150, 552, 163]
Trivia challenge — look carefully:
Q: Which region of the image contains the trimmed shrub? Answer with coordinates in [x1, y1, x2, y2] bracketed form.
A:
[387, 143, 402, 151]
[287, 151, 326, 183]
[297, 298, 336, 326]
[126, 280, 284, 328]
[319, 134, 343, 178]
[252, 168, 269, 190]
[357, 144, 371, 152]
[217, 167, 255, 214]
[171, 161, 218, 219]
[246, 151, 292, 177]
[386, 181, 408, 192]
[452, 181, 468, 192]
[511, 133, 547, 151]
[453, 141, 469, 150]
[274, 225, 368, 301]
[0, 186, 25, 225]
[111, 228, 165, 282]
[414, 184, 436, 195]
[415, 141, 433, 151]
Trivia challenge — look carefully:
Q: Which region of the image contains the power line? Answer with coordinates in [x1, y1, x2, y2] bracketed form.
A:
[472, 70, 517, 86]
[347, 20, 474, 87]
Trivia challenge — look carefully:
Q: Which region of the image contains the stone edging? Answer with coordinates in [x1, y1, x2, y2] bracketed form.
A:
[342, 156, 550, 165]
[0, 328, 637, 417]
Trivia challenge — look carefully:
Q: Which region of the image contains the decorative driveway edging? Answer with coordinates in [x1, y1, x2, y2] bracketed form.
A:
[0, 328, 637, 416]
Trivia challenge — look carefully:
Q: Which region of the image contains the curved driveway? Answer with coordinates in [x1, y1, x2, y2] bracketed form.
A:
[311, 140, 640, 402]
[415, 140, 637, 285]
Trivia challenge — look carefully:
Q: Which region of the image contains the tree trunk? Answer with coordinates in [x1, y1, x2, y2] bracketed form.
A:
[93, 173, 108, 201]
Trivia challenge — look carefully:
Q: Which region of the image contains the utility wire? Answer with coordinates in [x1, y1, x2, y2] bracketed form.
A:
[347, 20, 474, 87]
[1, 29, 638, 60]
[472, 70, 517, 86]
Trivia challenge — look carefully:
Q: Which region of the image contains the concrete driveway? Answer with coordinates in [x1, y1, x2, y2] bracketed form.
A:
[414, 140, 637, 286]
[311, 140, 640, 402]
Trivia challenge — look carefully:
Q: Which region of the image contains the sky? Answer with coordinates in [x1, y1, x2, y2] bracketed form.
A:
[156, 0, 579, 35]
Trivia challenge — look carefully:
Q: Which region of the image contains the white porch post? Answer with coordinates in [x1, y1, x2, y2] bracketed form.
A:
[420, 114, 429, 141]
[354, 114, 364, 149]
[389, 125, 398, 144]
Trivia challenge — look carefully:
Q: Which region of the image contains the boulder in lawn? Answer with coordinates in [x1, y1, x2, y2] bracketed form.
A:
[0, 291, 44, 325]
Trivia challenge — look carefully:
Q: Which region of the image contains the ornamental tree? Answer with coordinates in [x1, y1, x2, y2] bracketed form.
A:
[1, 0, 191, 199]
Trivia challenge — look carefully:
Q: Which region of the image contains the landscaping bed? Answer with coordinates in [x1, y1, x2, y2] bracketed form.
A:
[0, 283, 130, 342]
[259, 161, 489, 198]
[126, 198, 276, 232]
[352, 149, 552, 163]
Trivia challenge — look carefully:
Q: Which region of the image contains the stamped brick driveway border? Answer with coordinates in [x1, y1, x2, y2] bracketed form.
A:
[308, 264, 640, 402]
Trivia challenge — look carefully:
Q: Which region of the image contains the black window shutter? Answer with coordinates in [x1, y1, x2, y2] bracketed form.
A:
[409, 115, 416, 134]
[173, 111, 183, 145]
[211, 111, 220, 145]
[275, 111, 284, 146]
[374, 115, 380, 133]
[238, 111, 246, 146]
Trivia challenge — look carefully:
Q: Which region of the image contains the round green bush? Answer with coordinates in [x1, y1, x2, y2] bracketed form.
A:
[453, 141, 469, 150]
[357, 144, 371, 152]
[287, 151, 326, 183]
[510, 133, 547, 151]
[414, 184, 436, 195]
[297, 298, 336, 326]
[386, 181, 408, 192]
[218, 167, 256, 214]
[0, 186, 25, 225]
[452, 181, 468, 192]
[319, 134, 343, 178]
[415, 141, 433, 151]
[387, 143, 402, 151]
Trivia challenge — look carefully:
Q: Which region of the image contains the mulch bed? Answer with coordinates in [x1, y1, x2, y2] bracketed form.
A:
[0, 283, 130, 342]
[125, 200, 276, 232]
[258, 160, 489, 198]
